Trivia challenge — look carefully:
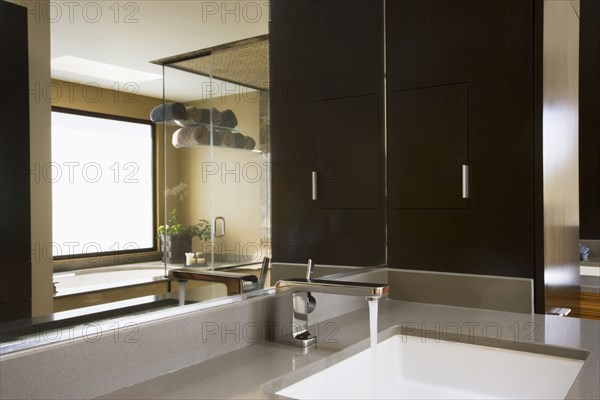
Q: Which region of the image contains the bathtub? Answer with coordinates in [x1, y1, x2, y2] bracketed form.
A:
[53, 263, 169, 297]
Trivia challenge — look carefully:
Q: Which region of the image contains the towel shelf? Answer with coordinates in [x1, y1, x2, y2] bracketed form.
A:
[173, 143, 262, 152]
[162, 119, 242, 132]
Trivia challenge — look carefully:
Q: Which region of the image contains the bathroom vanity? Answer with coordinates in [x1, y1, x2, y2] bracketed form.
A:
[1, 267, 598, 399]
[97, 302, 599, 400]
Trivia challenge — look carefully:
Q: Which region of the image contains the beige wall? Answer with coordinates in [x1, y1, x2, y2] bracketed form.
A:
[52, 79, 162, 120]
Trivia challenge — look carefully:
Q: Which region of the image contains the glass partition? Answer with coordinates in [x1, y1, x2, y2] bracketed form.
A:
[158, 35, 271, 303]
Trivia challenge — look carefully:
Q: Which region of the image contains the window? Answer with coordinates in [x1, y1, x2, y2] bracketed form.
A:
[51, 108, 155, 259]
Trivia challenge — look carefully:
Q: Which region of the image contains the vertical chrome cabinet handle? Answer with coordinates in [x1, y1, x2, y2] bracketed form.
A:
[311, 171, 318, 200]
[462, 165, 470, 199]
[214, 216, 225, 238]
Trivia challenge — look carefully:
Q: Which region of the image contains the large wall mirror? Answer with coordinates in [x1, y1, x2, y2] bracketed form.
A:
[0, 4, 282, 353]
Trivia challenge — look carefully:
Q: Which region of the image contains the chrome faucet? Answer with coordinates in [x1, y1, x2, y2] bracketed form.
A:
[275, 259, 389, 348]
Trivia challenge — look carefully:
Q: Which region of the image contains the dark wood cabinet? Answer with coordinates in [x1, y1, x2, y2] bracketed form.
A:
[270, 0, 385, 265]
[0, 1, 31, 322]
[389, 83, 469, 209]
[270, 0, 579, 313]
[270, 0, 535, 271]
[386, 0, 536, 279]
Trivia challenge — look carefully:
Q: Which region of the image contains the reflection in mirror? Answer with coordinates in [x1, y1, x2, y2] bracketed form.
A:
[158, 35, 272, 307]
[0, 36, 274, 352]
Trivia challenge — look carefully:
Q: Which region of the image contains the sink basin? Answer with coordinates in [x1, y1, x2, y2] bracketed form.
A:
[276, 335, 585, 399]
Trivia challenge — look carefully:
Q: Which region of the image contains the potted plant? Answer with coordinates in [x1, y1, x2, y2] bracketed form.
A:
[158, 209, 211, 264]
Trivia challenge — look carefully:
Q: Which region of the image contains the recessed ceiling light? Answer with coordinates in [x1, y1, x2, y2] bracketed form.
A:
[51, 56, 162, 84]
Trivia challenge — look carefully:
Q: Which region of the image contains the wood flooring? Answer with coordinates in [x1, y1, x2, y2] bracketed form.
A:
[566, 292, 600, 320]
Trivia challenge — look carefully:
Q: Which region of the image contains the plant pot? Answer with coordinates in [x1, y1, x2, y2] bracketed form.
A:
[161, 235, 192, 264]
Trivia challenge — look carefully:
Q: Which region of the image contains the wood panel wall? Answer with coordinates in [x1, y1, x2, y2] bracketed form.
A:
[0, 1, 31, 322]
[579, 0, 600, 240]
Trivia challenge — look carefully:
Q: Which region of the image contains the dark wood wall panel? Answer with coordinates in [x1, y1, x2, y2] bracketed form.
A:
[386, 0, 536, 278]
[270, 0, 385, 265]
[579, 0, 600, 240]
[270, 1, 583, 314]
[0, 1, 31, 322]
[0, 264, 31, 305]
[0, 300, 31, 323]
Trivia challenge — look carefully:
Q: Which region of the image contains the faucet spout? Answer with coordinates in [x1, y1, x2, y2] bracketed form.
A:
[274, 260, 389, 348]
[275, 278, 388, 300]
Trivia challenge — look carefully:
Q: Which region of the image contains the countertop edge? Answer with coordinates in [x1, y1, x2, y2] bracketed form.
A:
[95, 300, 600, 400]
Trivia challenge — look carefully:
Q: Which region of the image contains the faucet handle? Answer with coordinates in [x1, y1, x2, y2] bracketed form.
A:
[306, 259, 315, 281]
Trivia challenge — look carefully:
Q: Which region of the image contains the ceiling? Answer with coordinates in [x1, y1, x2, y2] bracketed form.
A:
[51, 1, 269, 101]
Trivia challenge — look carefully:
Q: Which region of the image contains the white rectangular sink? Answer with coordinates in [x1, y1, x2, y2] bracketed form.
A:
[276, 335, 585, 399]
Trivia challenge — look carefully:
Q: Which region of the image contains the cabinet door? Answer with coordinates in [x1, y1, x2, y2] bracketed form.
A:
[316, 94, 381, 210]
[311, 3, 384, 101]
[389, 83, 468, 209]
[386, 0, 535, 277]
[271, 0, 385, 266]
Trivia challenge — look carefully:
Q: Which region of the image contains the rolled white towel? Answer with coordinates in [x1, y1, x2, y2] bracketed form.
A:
[191, 125, 209, 145]
[172, 128, 185, 148]
[172, 125, 209, 148]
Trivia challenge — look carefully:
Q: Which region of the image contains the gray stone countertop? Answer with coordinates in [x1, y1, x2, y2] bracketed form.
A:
[97, 300, 600, 400]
